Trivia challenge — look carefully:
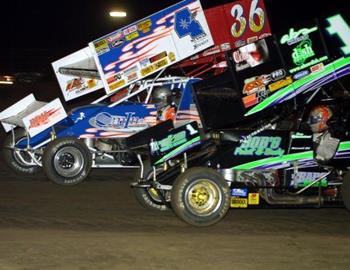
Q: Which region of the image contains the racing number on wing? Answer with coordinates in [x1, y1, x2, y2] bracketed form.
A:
[231, 4, 247, 38]
[231, 0, 265, 38]
[326, 14, 350, 55]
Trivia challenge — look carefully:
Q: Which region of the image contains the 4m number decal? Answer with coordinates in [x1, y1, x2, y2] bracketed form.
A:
[231, 0, 266, 38]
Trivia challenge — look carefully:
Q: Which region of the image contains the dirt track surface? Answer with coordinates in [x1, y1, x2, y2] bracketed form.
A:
[1, 161, 350, 270]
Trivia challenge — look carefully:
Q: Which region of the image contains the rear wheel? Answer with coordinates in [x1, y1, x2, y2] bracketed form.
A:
[2, 129, 41, 175]
[171, 167, 230, 226]
[43, 137, 92, 186]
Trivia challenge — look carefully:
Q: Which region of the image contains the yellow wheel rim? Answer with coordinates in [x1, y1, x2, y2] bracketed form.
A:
[186, 179, 221, 216]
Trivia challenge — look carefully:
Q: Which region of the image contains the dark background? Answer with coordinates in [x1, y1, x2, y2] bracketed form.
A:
[0, 0, 348, 75]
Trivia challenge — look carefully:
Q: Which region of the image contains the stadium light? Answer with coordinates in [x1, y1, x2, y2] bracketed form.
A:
[109, 11, 127, 18]
[0, 75, 14, 85]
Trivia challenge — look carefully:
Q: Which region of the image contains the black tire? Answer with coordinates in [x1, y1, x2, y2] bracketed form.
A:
[171, 167, 230, 227]
[2, 129, 41, 175]
[42, 137, 92, 186]
[342, 173, 350, 211]
[133, 160, 169, 211]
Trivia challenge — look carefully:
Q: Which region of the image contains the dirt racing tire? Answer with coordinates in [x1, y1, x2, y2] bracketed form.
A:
[133, 160, 169, 211]
[171, 167, 230, 227]
[342, 173, 350, 212]
[134, 187, 169, 211]
[2, 129, 41, 175]
[43, 137, 92, 186]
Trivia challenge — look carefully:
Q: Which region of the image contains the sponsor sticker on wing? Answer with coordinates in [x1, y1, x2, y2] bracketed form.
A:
[268, 76, 293, 92]
[23, 98, 67, 137]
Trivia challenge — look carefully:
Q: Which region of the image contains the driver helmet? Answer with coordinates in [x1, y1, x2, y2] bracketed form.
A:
[152, 86, 172, 108]
[308, 105, 333, 133]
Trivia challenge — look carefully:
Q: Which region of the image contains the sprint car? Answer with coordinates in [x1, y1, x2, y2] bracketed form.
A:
[1, 76, 201, 185]
[0, 0, 271, 185]
[129, 12, 350, 226]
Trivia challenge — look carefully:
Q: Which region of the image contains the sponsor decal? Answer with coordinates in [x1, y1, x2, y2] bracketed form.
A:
[29, 108, 61, 129]
[256, 89, 269, 100]
[247, 36, 258, 44]
[94, 39, 110, 55]
[202, 45, 221, 57]
[169, 52, 176, 62]
[66, 78, 83, 92]
[270, 69, 287, 81]
[109, 79, 126, 91]
[89, 112, 147, 130]
[124, 66, 138, 82]
[310, 62, 325, 73]
[243, 94, 258, 108]
[280, 26, 318, 45]
[175, 8, 205, 40]
[150, 131, 187, 154]
[123, 25, 138, 36]
[140, 58, 150, 67]
[127, 72, 138, 82]
[22, 98, 67, 137]
[137, 19, 152, 33]
[73, 112, 86, 124]
[107, 31, 124, 43]
[259, 32, 271, 40]
[291, 133, 312, 139]
[268, 76, 293, 92]
[248, 193, 260, 205]
[293, 70, 310, 80]
[174, 7, 210, 52]
[292, 39, 315, 66]
[234, 39, 270, 71]
[65, 78, 98, 93]
[289, 56, 328, 73]
[235, 40, 246, 48]
[231, 188, 248, 197]
[234, 136, 285, 157]
[220, 43, 231, 51]
[141, 66, 154, 77]
[231, 197, 248, 208]
[141, 58, 168, 77]
[107, 73, 123, 84]
[111, 39, 124, 48]
[124, 66, 138, 76]
[125, 31, 139, 41]
[149, 51, 167, 63]
[243, 76, 269, 95]
[291, 172, 328, 187]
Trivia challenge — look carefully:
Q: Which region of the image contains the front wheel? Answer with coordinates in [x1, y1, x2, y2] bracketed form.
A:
[43, 137, 92, 186]
[2, 129, 41, 175]
[134, 187, 170, 211]
[171, 167, 230, 227]
[133, 160, 170, 211]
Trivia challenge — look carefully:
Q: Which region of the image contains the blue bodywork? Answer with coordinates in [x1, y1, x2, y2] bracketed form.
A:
[17, 78, 201, 149]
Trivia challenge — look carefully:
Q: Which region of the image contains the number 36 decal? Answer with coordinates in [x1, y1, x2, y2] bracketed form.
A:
[231, 0, 266, 38]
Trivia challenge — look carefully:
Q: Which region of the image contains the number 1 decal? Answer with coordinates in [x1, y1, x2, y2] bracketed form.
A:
[326, 14, 350, 55]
